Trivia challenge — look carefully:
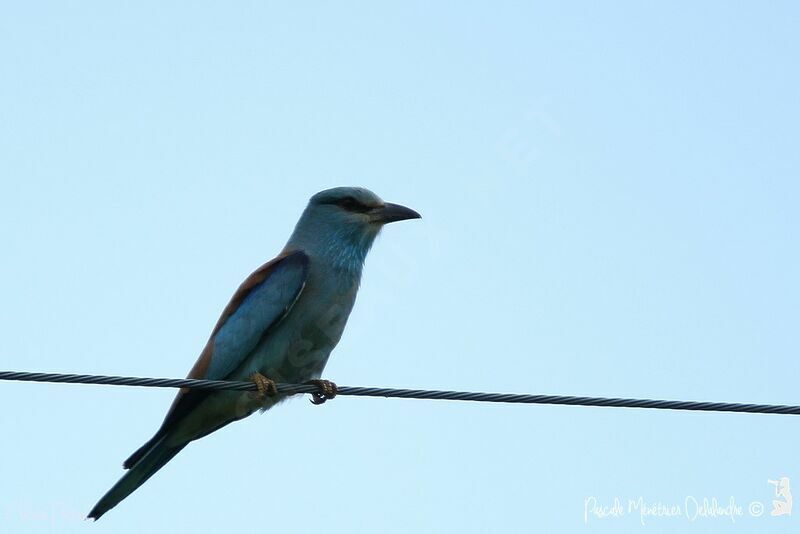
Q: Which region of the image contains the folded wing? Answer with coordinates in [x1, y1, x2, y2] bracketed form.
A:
[123, 250, 309, 469]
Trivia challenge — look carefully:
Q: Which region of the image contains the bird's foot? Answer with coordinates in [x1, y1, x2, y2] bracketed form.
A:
[306, 379, 338, 405]
[250, 373, 278, 401]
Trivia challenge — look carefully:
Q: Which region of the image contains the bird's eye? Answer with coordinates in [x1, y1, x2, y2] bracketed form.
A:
[337, 197, 370, 213]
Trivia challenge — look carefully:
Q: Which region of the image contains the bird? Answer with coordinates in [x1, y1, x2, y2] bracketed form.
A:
[88, 186, 420, 519]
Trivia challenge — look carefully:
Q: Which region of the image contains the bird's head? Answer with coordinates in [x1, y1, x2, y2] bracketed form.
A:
[286, 187, 420, 274]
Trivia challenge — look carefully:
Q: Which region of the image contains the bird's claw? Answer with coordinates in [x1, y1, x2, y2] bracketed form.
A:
[307, 379, 338, 405]
[250, 373, 278, 401]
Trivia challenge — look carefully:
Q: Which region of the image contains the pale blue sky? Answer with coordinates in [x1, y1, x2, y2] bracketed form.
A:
[1, 2, 798, 533]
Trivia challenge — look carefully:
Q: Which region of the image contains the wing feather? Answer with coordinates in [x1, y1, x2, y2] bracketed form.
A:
[123, 250, 308, 469]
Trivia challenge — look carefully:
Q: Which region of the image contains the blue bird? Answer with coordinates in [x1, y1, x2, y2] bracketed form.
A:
[89, 187, 420, 519]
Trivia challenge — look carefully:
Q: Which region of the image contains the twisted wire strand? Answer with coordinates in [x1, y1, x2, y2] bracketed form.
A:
[1, 370, 798, 415]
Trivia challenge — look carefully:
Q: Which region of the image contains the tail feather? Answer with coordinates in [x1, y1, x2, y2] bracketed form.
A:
[88, 438, 186, 520]
[123, 432, 163, 469]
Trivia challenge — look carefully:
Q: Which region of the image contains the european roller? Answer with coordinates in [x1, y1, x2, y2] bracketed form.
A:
[88, 187, 420, 519]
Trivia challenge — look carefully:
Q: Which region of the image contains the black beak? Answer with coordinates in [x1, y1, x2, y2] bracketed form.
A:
[371, 202, 422, 224]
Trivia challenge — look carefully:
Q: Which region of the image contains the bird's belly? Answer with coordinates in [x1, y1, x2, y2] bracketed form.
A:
[171, 282, 355, 442]
[172, 320, 343, 443]
[245, 325, 335, 384]
[249, 281, 354, 379]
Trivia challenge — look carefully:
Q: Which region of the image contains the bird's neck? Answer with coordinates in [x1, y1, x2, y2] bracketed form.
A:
[317, 239, 372, 279]
[285, 226, 378, 282]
